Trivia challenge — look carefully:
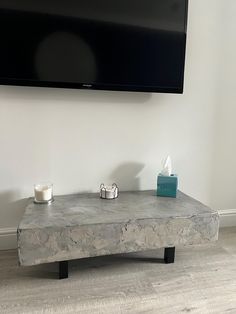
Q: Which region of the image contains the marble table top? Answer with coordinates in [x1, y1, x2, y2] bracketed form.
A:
[19, 190, 217, 230]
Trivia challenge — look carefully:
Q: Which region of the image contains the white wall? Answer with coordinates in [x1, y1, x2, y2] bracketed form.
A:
[211, 0, 236, 210]
[0, 1, 232, 245]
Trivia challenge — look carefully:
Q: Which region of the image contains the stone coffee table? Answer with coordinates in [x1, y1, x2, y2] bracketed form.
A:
[17, 190, 219, 279]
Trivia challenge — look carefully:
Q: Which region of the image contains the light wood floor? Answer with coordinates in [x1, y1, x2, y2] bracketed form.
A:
[0, 228, 236, 314]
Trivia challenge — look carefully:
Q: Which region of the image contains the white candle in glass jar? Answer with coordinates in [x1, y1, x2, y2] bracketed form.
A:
[102, 186, 113, 199]
[34, 183, 53, 202]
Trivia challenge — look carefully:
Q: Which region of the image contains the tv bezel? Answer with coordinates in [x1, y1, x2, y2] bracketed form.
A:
[0, 0, 188, 94]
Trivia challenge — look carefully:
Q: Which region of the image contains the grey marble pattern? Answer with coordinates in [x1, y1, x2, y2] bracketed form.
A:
[18, 191, 219, 266]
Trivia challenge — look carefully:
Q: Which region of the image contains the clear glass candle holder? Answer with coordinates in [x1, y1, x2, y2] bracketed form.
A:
[34, 182, 54, 204]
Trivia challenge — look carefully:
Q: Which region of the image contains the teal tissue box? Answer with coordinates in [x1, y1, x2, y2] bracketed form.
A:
[157, 174, 178, 198]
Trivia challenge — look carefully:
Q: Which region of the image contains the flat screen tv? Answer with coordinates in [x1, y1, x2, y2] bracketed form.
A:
[0, 0, 188, 93]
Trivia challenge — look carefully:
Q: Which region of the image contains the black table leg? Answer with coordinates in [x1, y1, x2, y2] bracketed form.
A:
[164, 247, 175, 264]
[59, 261, 68, 279]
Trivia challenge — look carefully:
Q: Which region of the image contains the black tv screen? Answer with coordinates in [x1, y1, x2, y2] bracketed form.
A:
[0, 0, 188, 93]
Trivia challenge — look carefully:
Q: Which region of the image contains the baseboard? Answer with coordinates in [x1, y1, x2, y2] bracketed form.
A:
[0, 228, 17, 250]
[218, 209, 236, 228]
[0, 210, 236, 250]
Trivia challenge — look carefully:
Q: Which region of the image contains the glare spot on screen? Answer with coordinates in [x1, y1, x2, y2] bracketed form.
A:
[35, 31, 97, 83]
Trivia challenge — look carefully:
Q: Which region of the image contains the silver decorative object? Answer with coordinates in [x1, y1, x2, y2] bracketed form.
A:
[100, 183, 119, 199]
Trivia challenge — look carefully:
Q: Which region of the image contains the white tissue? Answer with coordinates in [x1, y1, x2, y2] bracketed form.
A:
[160, 156, 172, 176]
